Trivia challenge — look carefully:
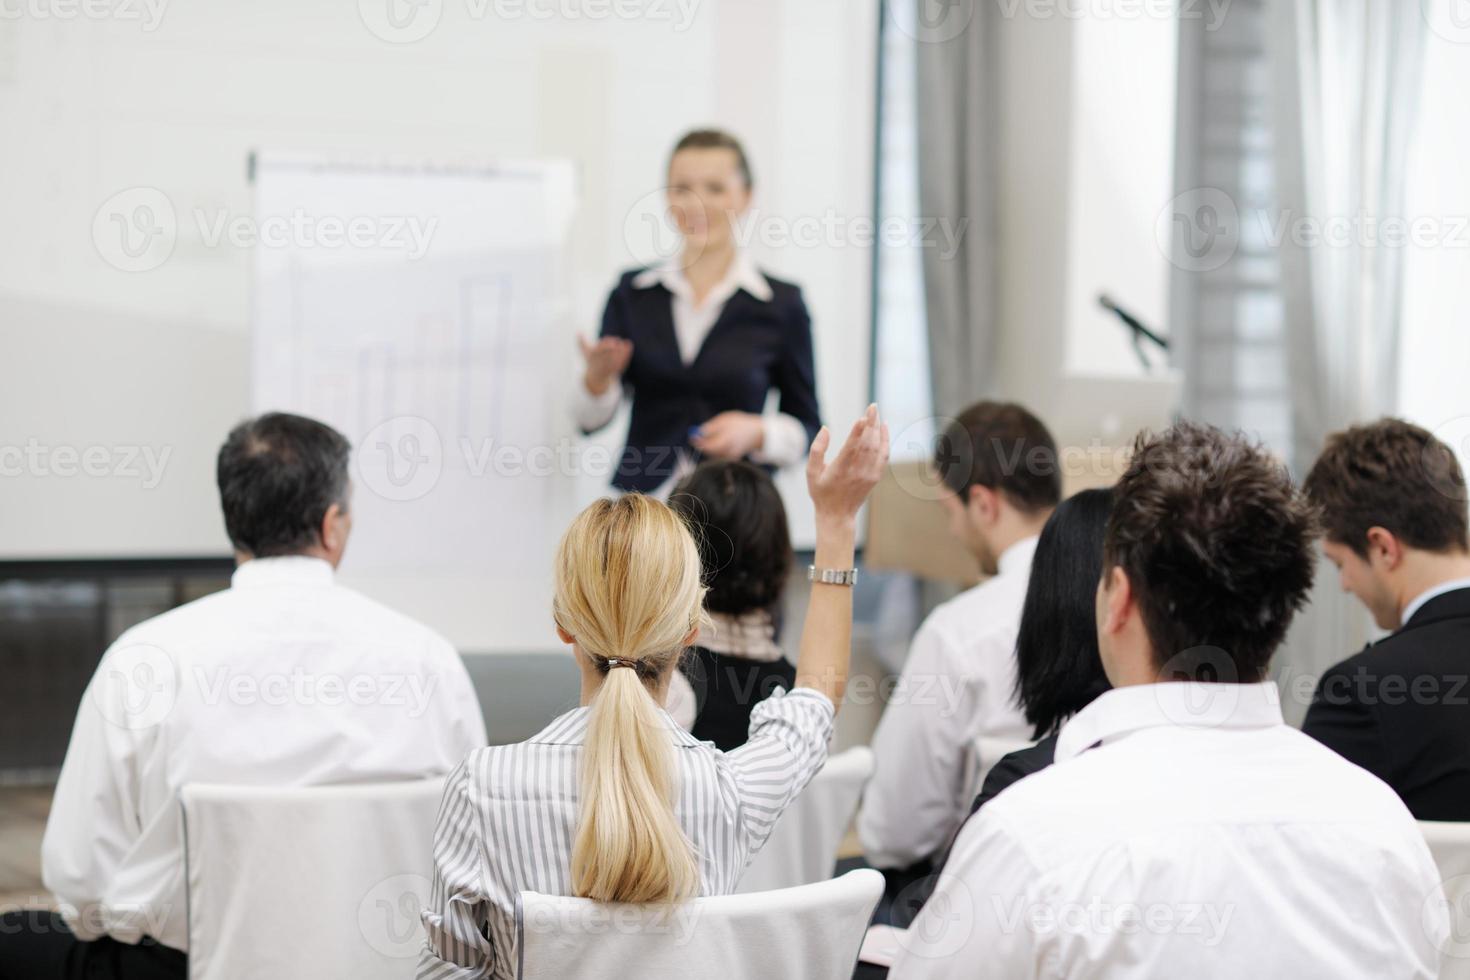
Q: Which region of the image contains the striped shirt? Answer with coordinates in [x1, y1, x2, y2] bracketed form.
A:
[417, 686, 836, 979]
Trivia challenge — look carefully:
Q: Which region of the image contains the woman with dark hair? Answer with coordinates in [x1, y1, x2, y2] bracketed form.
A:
[667, 460, 799, 750]
[969, 486, 1115, 812]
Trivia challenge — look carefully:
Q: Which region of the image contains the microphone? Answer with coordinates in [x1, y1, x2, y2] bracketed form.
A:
[1098, 294, 1169, 371]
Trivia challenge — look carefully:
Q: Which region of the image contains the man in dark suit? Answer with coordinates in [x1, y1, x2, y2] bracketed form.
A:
[1302, 418, 1470, 820]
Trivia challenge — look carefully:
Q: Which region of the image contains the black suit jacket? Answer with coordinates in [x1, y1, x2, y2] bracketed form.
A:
[969, 735, 1060, 815]
[590, 268, 822, 493]
[679, 646, 797, 753]
[1302, 587, 1470, 821]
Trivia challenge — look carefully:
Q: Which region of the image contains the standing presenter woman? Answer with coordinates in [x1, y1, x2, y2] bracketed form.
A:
[576, 129, 822, 495]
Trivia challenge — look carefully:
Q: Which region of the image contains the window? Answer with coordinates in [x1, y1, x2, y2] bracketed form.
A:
[1170, 0, 1292, 460]
[1399, 10, 1470, 476]
[872, 0, 935, 459]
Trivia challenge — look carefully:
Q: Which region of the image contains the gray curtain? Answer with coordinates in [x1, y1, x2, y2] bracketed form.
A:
[914, 0, 997, 415]
[1267, 0, 1428, 723]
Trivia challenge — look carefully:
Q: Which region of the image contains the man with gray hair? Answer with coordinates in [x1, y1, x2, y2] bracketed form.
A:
[0, 413, 486, 980]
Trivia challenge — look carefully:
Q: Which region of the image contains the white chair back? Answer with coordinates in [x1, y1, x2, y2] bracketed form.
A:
[516, 868, 883, 980]
[736, 746, 873, 893]
[1420, 820, 1470, 980]
[180, 778, 446, 980]
[959, 735, 1033, 810]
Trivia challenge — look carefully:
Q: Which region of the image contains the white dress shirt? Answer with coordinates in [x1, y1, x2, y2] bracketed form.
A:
[42, 556, 487, 952]
[573, 253, 810, 497]
[859, 537, 1036, 869]
[416, 687, 835, 980]
[1402, 576, 1470, 625]
[890, 681, 1449, 979]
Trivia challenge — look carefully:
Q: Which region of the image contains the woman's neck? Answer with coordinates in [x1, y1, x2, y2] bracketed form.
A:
[578, 666, 673, 708]
[682, 243, 737, 306]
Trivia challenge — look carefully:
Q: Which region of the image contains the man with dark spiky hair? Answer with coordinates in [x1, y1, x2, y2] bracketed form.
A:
[1302, 417, 1470, 819]
[890, 422, 1446, 980]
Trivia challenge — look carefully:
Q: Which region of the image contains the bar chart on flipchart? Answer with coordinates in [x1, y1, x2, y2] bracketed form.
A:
[251, 154, 580, 651]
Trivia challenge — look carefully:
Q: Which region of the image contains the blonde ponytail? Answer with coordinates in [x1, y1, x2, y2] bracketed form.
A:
[553, 495, 706, 904]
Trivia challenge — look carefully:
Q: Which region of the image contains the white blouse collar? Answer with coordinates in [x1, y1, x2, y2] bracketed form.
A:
[631, 250, 774, 304]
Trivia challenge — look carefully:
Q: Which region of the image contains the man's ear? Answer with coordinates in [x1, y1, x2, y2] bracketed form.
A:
[320, 501, 347, 553]
[1364, 527, 1403, 571]
[1101, 565, 1133, 637]
[966, 484, 998, 525]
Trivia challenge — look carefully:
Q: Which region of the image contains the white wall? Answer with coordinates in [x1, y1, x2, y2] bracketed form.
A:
[0, 0, 875, 565]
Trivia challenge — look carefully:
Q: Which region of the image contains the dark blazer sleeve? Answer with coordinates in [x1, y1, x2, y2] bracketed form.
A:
[581, 279, 634, 437]
[598, 277, 633, 342]
[1302, 657, 1391, 783]
[772, 288, 821, 445]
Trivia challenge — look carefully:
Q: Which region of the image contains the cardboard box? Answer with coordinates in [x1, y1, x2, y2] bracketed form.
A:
[863, 456, 1127, 586]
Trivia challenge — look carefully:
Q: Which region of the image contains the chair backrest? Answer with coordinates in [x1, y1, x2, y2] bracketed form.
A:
[736, 746, 873, 894]
[516, 868, 883, 980]
[180, 778, 446, 980]
[959, 735, 1034, 810]
[1419, 820, 1470, 980]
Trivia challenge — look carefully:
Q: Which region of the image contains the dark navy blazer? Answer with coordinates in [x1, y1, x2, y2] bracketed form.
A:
[588, 267, 822, 493]
[1303, 586, 1470, 820]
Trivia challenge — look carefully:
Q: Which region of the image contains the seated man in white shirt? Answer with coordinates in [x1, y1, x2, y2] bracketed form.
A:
[860, 402, 1059, 878]
[889, 422, 1449, 980]
[0, 413, 487, 980]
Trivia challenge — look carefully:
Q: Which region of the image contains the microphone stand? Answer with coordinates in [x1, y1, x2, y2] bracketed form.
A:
[1098, 294, 1170, 372]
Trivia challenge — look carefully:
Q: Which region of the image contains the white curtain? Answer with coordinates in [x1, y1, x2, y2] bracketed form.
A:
[1266, 1, 1428, 723]
[913, 0, 998, 413]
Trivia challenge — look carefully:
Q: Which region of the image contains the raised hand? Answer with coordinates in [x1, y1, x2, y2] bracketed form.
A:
[806, 404, 890, 525]
[793, 404, 889, 711]
[578, 335, 634, 395]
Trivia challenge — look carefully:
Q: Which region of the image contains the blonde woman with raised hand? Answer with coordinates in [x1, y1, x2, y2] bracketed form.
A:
[417, 406, 889, 979]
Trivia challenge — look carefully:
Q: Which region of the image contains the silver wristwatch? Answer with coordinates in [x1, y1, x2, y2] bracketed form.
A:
[808, 565, 858, 587]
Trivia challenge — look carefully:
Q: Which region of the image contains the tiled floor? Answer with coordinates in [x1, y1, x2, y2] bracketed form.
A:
[0, 786, 53, 910]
